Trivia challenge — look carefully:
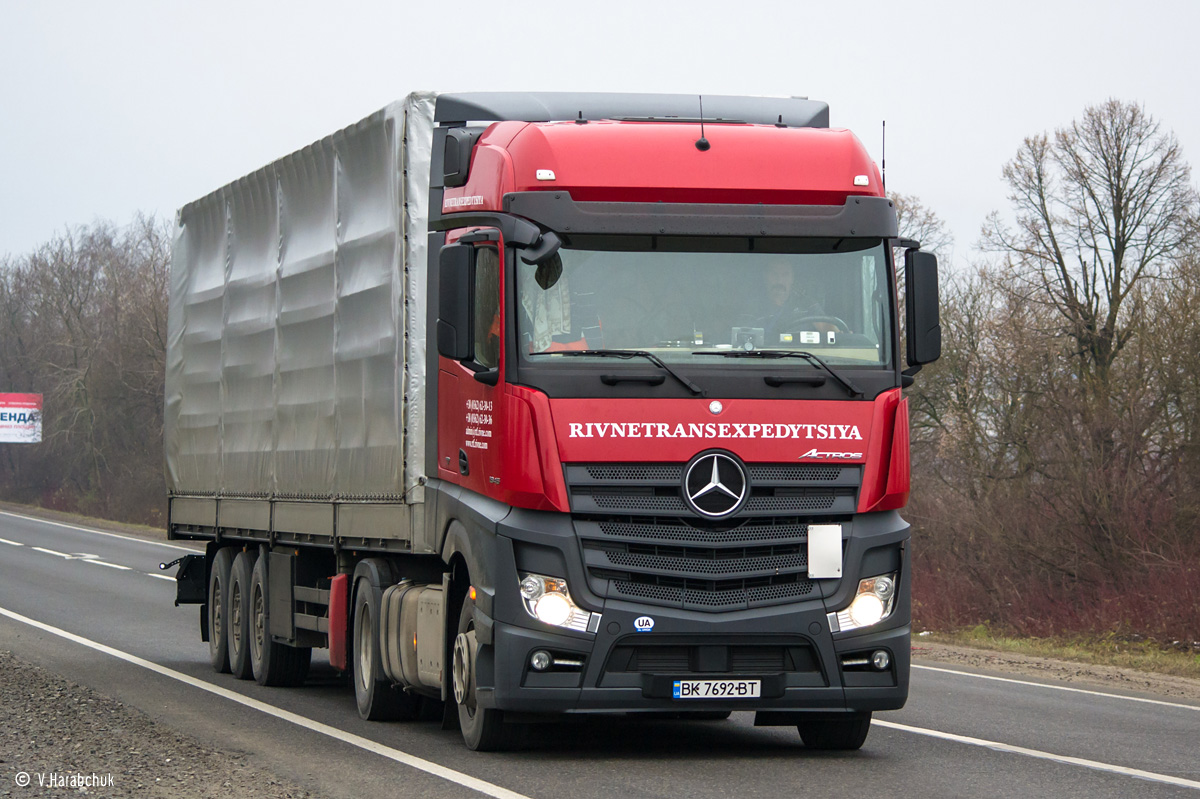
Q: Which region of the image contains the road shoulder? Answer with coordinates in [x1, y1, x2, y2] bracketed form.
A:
[913, 640, 1200, 702]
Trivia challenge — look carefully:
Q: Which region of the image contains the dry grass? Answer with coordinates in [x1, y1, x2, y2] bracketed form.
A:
[922, 625, 1200, 680]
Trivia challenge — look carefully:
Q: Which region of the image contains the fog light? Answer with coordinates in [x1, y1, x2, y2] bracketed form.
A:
[530, 650, 552, 671]
[872, 650, 890, 670]
[847, 593, 885, 627]
[533, 593, 572, 626]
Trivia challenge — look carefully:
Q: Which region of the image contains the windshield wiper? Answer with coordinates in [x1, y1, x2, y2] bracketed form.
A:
[550, 349, 705, 396]
[692, 349, 862, 397]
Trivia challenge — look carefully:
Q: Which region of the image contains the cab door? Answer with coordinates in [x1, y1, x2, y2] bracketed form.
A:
[436, 233, 504, 496]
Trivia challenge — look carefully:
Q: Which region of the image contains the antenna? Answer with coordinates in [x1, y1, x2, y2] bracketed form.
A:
[695, 95, 710, 151]
[882, 120, 886, 192]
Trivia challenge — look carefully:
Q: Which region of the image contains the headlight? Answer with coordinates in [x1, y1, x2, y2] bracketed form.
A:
[829, 573, 898, 633]
[518, 573, 602, 633]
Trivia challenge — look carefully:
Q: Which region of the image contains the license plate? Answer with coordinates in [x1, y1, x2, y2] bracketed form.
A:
[672, 679, 761, 699]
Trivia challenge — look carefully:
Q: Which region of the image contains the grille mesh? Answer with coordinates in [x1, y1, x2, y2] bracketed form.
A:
[586, 464, 682, 482]
[600, 550, 807, 576]
[748, 465, 841, 482]
[612, 578, 815, 608]
[745, 495, 836, 512]
[597, 521, 809, 544]
[589, 494, 688, 512]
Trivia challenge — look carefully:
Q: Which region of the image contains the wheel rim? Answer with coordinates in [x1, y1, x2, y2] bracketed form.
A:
[211, 575, 223, 642]
[356, 601, 372, 694]
[251, 582, 265, 663]
[452, 629, 476, 714]
[230, 581, 242, 657]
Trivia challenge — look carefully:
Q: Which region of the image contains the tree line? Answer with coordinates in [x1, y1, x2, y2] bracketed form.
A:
[0, 100, 1195, 644]
[904, 100, 1199, 645]
[0, 217, 170, 525]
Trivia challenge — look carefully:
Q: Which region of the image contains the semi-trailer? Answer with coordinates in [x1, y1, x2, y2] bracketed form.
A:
[165, 91, 941, 751]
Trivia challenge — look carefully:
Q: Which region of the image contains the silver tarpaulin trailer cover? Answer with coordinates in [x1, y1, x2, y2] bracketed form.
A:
[165, 93, 434, 544]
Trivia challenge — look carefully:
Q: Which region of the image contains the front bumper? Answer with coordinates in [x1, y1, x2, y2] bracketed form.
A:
[475, 589, 910, 716]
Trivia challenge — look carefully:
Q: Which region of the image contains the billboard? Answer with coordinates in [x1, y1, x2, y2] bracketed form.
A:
[0, 393, 42, 443]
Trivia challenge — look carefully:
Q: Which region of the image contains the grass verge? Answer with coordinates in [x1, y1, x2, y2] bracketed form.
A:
[920, 626, 1200, 680]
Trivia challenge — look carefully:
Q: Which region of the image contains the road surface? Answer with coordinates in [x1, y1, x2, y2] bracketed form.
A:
[1, 509, 1198, 798]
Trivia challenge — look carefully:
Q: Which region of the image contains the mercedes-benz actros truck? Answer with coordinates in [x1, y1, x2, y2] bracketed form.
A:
[165, 91, 941, 751]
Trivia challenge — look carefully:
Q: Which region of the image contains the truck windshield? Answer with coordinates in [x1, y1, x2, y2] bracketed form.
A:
[517, 238, 893, 367]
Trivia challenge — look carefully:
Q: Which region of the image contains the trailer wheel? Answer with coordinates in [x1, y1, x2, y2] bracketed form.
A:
[453, 594, 519, 751]
[249, 555, 311, 687]
[352, 577, 420, 721]
[207, 548, 234, 673]
[227, 550, 256, 680]
[797, 711, 872, 750]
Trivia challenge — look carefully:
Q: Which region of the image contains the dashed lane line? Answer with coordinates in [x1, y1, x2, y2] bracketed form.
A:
[873, 719, 1200, 790]
[0, 510, 198, 552]
[0, 605, 533, 799]
[913, 663, 1200, 713]
[82, 559, 132, 571]
[8, 520, 186, 579]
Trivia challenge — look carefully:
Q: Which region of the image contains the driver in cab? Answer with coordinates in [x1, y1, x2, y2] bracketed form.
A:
[756, 261, 840, 344]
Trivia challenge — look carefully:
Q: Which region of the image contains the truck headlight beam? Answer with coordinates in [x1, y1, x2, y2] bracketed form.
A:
[518, 573, 602, 633]
[828, 572, 899, 633]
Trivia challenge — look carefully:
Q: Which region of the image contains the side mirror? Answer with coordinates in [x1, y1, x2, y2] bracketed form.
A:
[905, 250, 941, 366]
[437, 244, 474, 361]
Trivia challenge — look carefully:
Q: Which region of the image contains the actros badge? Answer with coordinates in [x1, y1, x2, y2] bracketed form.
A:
[682, 450, 749, 518]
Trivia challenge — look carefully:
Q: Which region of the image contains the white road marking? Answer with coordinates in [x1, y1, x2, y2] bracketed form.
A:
[32, 546, 71, 558]
[81, 559, 132, 571]
[873, 719, 1200, 790]
[0, 537, 24, 546]
[0, 606, 533, 799]
[914, 663, 1200, 713]
[148, 573, 177, 582]
[0, 510, 198, 552]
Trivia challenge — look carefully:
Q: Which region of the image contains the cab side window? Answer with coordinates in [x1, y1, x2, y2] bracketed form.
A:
[473, 246, 501, 369]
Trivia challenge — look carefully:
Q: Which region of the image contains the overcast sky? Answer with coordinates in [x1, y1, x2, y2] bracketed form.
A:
[3, 0, 1198, 264]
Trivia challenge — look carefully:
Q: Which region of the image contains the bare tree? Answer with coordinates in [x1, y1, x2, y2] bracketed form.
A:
[891, 192, 954, 257]
[983, 100, 1197, 392]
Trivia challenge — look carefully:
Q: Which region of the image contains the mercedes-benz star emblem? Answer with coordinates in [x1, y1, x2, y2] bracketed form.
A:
[682, 450, 749, 518]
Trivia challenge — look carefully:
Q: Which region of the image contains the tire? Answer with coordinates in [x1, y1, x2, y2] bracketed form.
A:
[227, 550, 256, 680]
[453, 594, 520, 751]
[249, 554, 312, 687]
[207, 548, 234, 673]
[797, 711, 872, 750]
[352, 577, 420, 721]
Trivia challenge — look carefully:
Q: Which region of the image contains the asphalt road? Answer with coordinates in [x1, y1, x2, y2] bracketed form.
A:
[2, 509, 1198, 798]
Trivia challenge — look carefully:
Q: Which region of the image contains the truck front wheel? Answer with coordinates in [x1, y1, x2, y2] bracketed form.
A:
[797, 711, 872, 750]
[453, 594, 519, 751]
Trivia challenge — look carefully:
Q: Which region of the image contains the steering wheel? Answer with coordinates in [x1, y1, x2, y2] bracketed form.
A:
[785, 315, 852, 335]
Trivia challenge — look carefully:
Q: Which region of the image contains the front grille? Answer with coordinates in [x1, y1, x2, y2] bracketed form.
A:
[609, 575, 816, 608]
[568, 462, 860, 611]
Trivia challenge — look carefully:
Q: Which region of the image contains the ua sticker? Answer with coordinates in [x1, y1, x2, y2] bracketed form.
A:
[634, 616, 655, 632]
